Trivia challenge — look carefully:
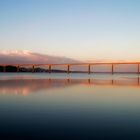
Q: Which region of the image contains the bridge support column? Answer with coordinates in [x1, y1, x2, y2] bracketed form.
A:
[67, 65, 70, 74]
[3, 66, 6, 72]
[32, 65, 35, 73]
[112, 64, 114, 74]
[138, 64, 139, 74]
[17, 65, 20, 72]
[49, 65, 51, 73]
[88, 65, 91, 74]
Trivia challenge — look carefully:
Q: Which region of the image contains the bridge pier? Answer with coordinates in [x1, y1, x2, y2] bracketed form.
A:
[138, 64, 139, 74]
[49, 65, 51, 73]
[32, 65, 35, 73]
[3, 66, 6, 72]
[67, 65, 70, 74]
[88, 65, 91, 74]
[112, 64, 114, 74]
[17, 65, 20, 72]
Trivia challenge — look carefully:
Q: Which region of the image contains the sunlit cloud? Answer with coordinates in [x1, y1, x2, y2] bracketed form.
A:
[0, 50, 80, 64]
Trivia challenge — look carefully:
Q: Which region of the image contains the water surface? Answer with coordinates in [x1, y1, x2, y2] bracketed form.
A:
[0, 73, 140, 140]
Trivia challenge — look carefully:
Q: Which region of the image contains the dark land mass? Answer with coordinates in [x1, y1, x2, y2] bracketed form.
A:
[0, 65, 85, 73]
[0, 65, 138, 74]
[0, 66, 66, 73]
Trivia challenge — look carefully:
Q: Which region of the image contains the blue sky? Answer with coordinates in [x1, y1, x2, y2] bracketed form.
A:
[0, 0, 140, 61]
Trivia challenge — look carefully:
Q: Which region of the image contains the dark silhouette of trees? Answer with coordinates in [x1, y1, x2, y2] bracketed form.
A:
[0, 66, 17, 72]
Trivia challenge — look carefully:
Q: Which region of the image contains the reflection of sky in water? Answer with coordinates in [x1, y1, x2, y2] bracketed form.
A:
[0, 74, 140, 139]
[0, 73, 140, 80]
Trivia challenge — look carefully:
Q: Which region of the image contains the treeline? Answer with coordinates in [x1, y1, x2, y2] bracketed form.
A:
[0, 65, 68, 73]
[0, 66, 17, 72]
[0, 65, 101, 73]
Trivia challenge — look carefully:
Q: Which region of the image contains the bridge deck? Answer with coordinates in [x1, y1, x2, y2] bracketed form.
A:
[0, 62, 140, 66]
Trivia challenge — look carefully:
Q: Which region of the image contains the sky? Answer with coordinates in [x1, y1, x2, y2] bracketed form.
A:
[0, 0, 140, 61]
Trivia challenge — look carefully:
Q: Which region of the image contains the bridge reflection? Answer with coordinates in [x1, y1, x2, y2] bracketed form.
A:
[0, 77, 139, 95]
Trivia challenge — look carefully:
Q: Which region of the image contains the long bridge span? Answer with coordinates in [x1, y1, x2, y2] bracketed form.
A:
[0, 62, 140, 74]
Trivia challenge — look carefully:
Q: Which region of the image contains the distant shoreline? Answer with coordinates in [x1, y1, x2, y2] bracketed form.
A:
[0, 65, 139, 74]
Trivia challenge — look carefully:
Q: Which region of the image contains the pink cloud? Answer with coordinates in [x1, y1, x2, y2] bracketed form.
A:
[0, 50, 80, 64]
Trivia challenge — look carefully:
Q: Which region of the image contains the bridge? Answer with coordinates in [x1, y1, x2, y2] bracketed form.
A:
[0, 62, 140, 74]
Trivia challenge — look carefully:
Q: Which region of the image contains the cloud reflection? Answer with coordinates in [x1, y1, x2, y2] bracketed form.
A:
[0, 77, 139, 95]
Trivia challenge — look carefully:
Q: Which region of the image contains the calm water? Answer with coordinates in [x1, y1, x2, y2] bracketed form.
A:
[0, 73, 140, 140]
